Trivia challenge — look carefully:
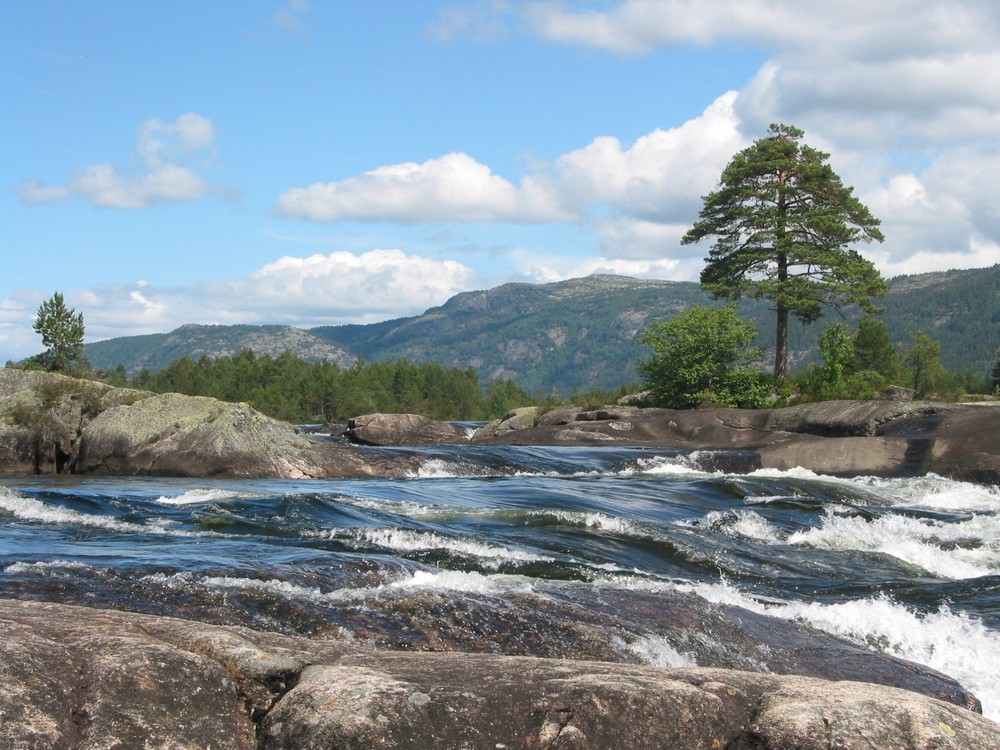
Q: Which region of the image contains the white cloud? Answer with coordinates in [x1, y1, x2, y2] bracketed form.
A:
[275, 91, 742, 231]
[0, 249, 477, 361]
[550, 91, 745, 222]
[14, 181, 70, 204]
[516, 1, 1000, 147]
[494, 1, 1000, 277]
[274, 152, 572, 223]
[16, 113, 221, 210]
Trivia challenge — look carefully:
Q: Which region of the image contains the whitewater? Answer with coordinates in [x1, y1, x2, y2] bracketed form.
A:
[1, 444, 998, 718]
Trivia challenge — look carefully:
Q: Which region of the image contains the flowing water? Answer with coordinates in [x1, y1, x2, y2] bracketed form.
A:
[2, 444, 999, 717]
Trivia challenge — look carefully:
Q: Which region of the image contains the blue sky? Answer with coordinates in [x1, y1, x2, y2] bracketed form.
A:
[4, 1, 1000, 361]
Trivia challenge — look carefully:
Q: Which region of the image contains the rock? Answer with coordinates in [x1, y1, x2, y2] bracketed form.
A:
[0, 599, 996, 750]
[473, 405, 540, 439]
[76, 391, 326, 477]
[0, 369, 420, 479]
[473, 400, 1000, 485]
[762, 399, 950, 437]
[345, 412, 471, 446]
[0, 369, 150, 474]
[879, 385, 916, 401]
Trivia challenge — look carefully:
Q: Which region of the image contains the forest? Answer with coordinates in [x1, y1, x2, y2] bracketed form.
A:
[102, 351, 534, 424]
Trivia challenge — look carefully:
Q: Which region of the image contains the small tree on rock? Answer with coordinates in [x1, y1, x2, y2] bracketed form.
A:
[638, 304, 769, 409]
[903, 331, 945, 398]
[682, 123, 887, 380]
[32, 292, 87, 373]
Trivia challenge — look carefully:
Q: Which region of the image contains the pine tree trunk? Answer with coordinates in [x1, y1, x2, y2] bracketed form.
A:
[774, 247, 789, 379]
[774, 301, 788, 380]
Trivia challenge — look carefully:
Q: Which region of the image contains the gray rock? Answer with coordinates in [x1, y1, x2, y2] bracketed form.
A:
[0, 599, 996, 750]
[345, 412, 471, 446]
[474, 406, 540, 439]
[0, 369, 419, 479]
[473, 400, 1000, 485]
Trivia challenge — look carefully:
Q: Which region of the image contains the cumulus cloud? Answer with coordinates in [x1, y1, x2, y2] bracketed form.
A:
[0, 249, 477, 361]
[274, 152, 571, 223]
[16, 113, 222, 210]
[275, 91, 742, 231]
[483, 0, 1000, 276]
[514, 0, 1000, 148]
[549, 91, 745, 222]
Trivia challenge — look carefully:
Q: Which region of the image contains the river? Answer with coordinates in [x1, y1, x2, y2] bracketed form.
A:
[2, 443, 998, 718]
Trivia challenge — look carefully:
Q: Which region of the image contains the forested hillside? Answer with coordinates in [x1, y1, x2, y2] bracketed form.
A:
[86, 323, 354, 375]
[84, 267, 1000, 396]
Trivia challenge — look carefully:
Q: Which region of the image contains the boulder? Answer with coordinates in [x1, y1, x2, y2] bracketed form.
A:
[0, 369, 420, 479]
[0, 599, 997, 750]
[474, 405, 540, 439]
[345, 412, 471, 446]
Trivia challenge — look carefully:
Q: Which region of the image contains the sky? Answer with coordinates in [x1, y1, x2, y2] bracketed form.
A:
[4, 1, 1000, 362]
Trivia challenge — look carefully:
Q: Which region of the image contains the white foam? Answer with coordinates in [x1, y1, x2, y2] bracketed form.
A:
[678, 579, 1000, 721]
[154, 488, 254, 505]
[613, 633, 698, 668]
[630, 454, 714, 476]
[859, 474, 1000, 513]
[411, 459, 463, 478]
[0, 492, 148, 533]
[352, 528, 552, 568]
[789, 509, 1000, 579]
[680, 509, 783, 543]
[531, 509, 647, 536]
[3, 560, 92, 574]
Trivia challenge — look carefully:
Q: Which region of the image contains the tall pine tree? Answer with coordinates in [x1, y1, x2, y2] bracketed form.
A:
[683, 124, 887, 379]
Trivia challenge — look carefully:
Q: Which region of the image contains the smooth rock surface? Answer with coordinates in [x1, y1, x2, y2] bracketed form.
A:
[0, 599, 996, 750]
[473, 400, 1000, 484]
[345, 412, 471, 445]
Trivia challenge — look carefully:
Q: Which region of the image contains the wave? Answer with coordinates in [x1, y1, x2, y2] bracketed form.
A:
[678, 509, 784, 543]
[788, 510, 1000, 579]
[154, 488, 259, 505]
[346, 527, 554, 568]
[679, 578, 1000, 721]
[0, 490, 150, 534]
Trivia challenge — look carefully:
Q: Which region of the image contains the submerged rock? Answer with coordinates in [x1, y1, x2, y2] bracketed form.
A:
[0, 599, 996, 750]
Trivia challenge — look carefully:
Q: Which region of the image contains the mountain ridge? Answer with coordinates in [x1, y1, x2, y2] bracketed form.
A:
[84, 267, 1000, 394]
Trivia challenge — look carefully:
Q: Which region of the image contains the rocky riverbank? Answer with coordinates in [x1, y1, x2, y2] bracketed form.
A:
[349, 399, 1000, 485]
[3, 368, 997, 485]
[2, 599, 998, 750]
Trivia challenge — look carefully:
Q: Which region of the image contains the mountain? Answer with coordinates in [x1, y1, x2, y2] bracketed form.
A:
[311, 275, 707, 395]
[85, 267, 1000, 395]
[85, 324, 355, 375]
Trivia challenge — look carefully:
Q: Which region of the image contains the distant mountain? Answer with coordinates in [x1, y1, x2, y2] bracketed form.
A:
[882, 266, 1000, 379]
[85, 267, 1000, 394]
[310, 275, 706, 395]
[86, 324, 355, 375]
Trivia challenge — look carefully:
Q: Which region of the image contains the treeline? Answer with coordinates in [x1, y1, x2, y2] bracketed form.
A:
[102, 350, 531, 424]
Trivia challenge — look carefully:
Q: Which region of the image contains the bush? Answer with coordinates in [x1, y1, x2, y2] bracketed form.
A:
[638, 305, 770, 409]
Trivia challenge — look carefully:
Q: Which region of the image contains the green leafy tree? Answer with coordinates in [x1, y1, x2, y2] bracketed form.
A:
[682, 123, 887, 380]
[853, 314, 898, 382]
[32, 292, 87, 373]
[991, 353, 1000, 396]
[903, 331, 946, 397]
[638, 304, 769, 409]
[808, 323, 856, 397]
